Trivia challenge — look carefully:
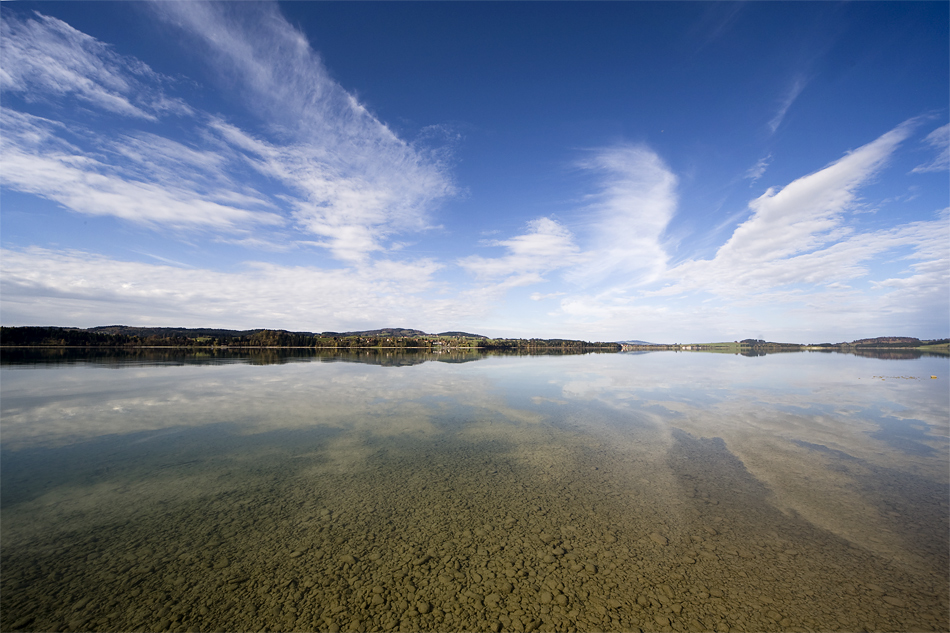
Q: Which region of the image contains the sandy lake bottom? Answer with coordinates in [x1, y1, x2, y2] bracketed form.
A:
[1, 351, 947, 633]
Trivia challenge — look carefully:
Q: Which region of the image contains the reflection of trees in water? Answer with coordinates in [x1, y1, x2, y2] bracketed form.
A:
[850, 349, 928, 360]
[0, 347, 446, 367]
[812, 348, 945, 360]
[316, 350, 481, 367]
[748, 348, 945, 360]
[0, 348, 610, 368]
[0, 347, 234, 367]
[5, 347, 942, 367]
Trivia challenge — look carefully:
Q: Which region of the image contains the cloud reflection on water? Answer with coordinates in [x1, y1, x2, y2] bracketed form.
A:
[1, 350, 946, 569]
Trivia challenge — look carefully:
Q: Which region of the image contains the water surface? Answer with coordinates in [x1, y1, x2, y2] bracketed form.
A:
[1, 350, 947, 632]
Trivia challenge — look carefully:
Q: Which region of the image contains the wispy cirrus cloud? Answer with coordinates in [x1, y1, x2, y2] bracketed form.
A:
[1, 7, 455, 262]
[912, 123, 950, 174]
[530, 291, 566, 302]
[745, 154, 771, 185]
[0, 10, 283, 234]
[455, 144, 682, 308]
[0, 11, 190, 120]
[452, 144, 679, 323]
[566, 144, 678, 286]
[206, 119, 451, 261]
[150, 1, 456, 262]
[659, 119, 921, 296]
[543, 120, 947, 341]
[768, 75, 807, 134]
[870, 207, 949, 308]
[458, 217, 582, 288]
[0, 110, 282, 231]
[0, 110, 284, 231]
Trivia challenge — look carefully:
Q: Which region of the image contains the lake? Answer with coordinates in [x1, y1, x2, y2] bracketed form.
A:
[1, 349, 947, 633]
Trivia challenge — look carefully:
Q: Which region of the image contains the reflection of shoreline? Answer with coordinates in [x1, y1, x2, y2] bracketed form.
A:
[829, 348, 949, 360]
[0, 347, 616, 367]
[621, 336, 950, 357]
[4, 346, 945, 366]
[620, 348, 948, 360]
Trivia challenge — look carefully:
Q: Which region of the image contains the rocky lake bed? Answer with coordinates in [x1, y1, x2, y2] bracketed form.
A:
[1, 351, 947, 632]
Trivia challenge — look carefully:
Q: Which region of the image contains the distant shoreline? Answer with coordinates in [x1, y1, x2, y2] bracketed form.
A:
[620, 340, 950, 354]
[0, 326, 620, 352]
[0, 327, 947, 355]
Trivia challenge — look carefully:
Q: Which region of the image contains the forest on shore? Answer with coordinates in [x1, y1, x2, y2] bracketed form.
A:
[2, 327, 946, 356]
[0, 326, 620, 352]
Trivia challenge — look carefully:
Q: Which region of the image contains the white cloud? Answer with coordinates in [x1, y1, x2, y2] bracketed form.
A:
[150, 2, 456, 262]
[745, 154, 771, 184]
[912, 123, 950, 174]
[544, 121, 948, 341]
[1, 7, 455, 262]
[0, 11, 190, 120]
[449, 143, 698, 336]
[664, 118, 918, 296]
[871, 209, 950, 314]
[458, 217, 582, 287]
[206, 120, 450, 262]
[567, 144, 678, 286]
[0, 247, 466, 331]
[0, 110, 283, 231]
[768, 75, 806, 134]
[530, 291, 566, 301]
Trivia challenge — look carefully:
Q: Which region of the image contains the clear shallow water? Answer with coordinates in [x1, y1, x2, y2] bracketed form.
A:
[1, 350, 947, 633]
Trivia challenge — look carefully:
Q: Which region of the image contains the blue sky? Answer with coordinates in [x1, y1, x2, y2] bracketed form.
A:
[1, 2, 947, 342]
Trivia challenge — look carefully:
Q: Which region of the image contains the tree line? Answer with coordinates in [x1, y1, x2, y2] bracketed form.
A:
[0, 327, 620, 351]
